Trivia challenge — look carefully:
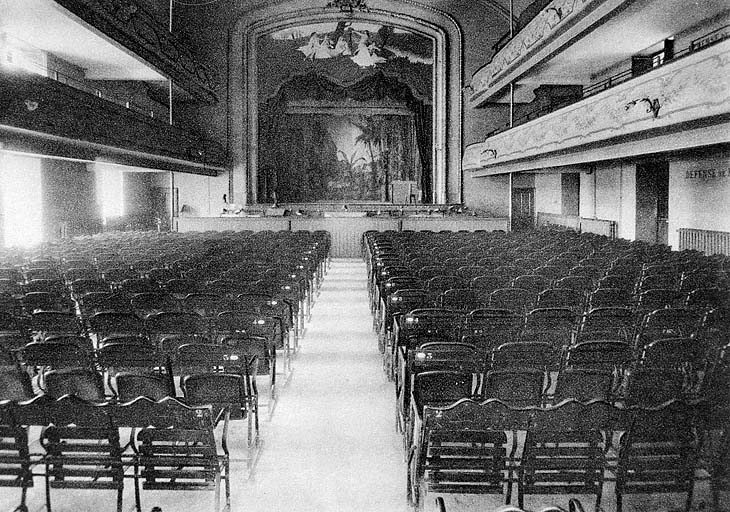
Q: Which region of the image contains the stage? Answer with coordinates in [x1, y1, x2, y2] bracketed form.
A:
[176, 212, 509, 257]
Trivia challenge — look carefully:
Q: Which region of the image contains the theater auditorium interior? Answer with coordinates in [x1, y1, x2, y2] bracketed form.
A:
[0, 0, 729, 511]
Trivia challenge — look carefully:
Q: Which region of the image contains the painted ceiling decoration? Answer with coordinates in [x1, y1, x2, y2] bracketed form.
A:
[260, 22, 433, 103]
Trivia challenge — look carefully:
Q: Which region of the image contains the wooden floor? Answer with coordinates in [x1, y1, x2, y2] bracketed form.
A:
[0, 259, 720, 512]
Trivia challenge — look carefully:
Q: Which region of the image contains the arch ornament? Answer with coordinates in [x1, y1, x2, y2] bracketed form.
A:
[229, 0, 462, 204]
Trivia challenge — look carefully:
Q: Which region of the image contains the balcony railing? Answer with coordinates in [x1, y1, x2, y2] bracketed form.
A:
[485, 25, 729, 138]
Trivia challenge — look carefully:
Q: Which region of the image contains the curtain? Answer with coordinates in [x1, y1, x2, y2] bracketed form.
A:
[259, 72, 432, 203]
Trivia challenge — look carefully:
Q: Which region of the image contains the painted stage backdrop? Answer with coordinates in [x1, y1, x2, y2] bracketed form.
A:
[257, 22, 433, 203]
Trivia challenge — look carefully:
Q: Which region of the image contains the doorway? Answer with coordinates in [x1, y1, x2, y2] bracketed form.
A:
[636, 161, 669, 244]
[512, 187, 535, 231]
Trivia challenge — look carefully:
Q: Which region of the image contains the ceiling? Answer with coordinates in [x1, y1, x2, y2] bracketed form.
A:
[0, 0, 166, 80]
[490, 0, 729, 102]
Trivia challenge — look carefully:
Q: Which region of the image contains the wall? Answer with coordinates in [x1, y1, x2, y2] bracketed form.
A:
[41, 159, 99, 240]
[535, 173, 562, 214]
[668, 151, 730, 248]
[579, 161, 636, 240]
[462, 173, 510, 216]
[123, 172, 168, 229]
[174, 171, 230, 218]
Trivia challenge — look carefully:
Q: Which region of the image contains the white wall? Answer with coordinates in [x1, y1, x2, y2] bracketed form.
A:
[174, 171, 229, 218]
[462, 173, 510, 217]
[535, 173, 561, 214]
[579, 162, 636, 240]
[668, 151, 730, 248]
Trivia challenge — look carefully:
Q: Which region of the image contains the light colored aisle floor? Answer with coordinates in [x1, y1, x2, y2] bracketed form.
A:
[233, 257, 406, 512]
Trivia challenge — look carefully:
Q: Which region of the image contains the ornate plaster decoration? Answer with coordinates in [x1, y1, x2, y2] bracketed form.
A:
[463, 40, 730, 170]
[53, 0, 218, 103]
[469, 0, 603, 103]
[325, 0, 369, 14]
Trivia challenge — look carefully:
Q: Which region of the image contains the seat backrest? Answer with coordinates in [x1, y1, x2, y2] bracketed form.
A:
[43, 368, 105, 402]
[482, 369, 544, 406]
[412, 370, 476, 410]
[554, 368, 614, 403]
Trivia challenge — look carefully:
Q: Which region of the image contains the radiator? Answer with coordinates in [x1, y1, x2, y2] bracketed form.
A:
[678, 228, 730, 255]
[580, 218, 617, 238]
[536, 212, 580, 231]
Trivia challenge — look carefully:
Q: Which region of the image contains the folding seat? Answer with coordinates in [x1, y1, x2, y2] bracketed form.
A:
[624, 367, 686, 406]
[0, 279, 22, 296]
[118, 277, 159, 295]
[684, 287, 730, 311]
[588, 287, 633, 309]
[63, 267, 99, 284]
[616, 401, 698, 512]
[0, 367, 35, 401]
[564, 339, 633, 372]
[482, 368, 544, 406]
[0, 400, 33, 512]
[438, 288, 482, 313]
[519, 400, 610, 510]
[163, 278, 202, 298]
[0, 293, 22, 316]
[513, 257, 543, 271]
[521, 307, 577, 349]
[530, 264, 565, 282]
[553, 367, 614, 403]
[455, 265, 487, 280]
[494, 264, 529, 281]
[145, 311, 208, 349]
[576, 307, 635, 343]
[29, 311, 82, 340]
[77, 291, 132, 317]
[535, 288, 585, 315]
[130, 292, 182, 318]
[553, 275, 594, 293]
[511, 274, 550, 295]
[87, 311, 145, 345]
[146, 267, 179, 284]
[411, 370, 476, 414]
[470, 274, 511, 300]
[21, 291, 74, 315]
[97, 339, 173, 401]
[634, 307, 702, 348]
[639, 337, 705, 370]
[100, 267, 137, 286]
[596, 274, 636, 292]
[488, 287, 534, 315]
[635, 273, 680, 295]
[42, 368, 106, 401]
[633, 288, 685, 319]
[20, 335, 94, 370]
[697, 307, 730, 352]
[490, 342, 557, 374]
[23, 267, 60, 282]
[182, 293, 230, 319]
[462, 308, 522, 351]
[69, 278, 109, 298]
[400, 309, 463, 348]
[426, 275, 466, 296]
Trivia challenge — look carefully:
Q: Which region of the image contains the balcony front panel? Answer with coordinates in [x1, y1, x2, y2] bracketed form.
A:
[0, 70, 226, 174]
[463, 38, 730, 172]
[469, 0, 623, 106]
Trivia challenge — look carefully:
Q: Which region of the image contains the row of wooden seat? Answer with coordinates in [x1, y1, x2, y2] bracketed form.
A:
[0, 394, 230, 512]
[363, 228, 729, 511]
[408, 398, 716, 512]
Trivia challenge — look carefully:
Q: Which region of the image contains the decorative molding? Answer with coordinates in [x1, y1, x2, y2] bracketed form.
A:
[625, 97, 661, 118]
[53, 0, 218, 103]
[325, 0, 369, 14]
[468, 0, 609, 105]
[0, 71, 226, 174]
[463, 39, 730, 171]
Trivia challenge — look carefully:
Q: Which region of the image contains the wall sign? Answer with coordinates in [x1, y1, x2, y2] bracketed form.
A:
[684, 168, 730, 179]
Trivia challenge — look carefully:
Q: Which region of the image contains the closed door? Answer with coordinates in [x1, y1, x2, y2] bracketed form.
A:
[512, 188, 535, 231]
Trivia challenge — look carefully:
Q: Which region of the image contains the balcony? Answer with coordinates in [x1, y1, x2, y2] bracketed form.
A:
[463, 37, 730, 173]
[0, 69, 227, 174]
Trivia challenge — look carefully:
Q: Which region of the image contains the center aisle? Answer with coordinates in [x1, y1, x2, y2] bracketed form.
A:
[235, 258, 406, 512]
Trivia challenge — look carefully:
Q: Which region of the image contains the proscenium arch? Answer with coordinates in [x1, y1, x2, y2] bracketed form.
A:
[229, 1, 462, 205]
